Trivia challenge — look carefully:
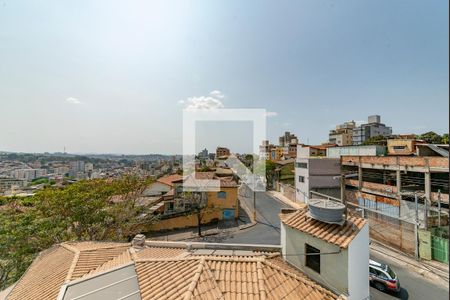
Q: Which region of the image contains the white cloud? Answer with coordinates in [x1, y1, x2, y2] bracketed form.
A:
[282, 122, 291, 127]
[209, 90, 225, 99]
[66, 97, 81, 104]
[264, 111, 278, 118]
[179, 91, 225, 111]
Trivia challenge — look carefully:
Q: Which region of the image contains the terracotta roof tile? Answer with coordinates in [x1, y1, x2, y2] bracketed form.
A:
[6, 246, 74, 300]
[135, 246, 186, 259]
[157, 174, 184, 187]
[70, 245, 130, 279]
[280, 209, 366, 249]
[86, 248, 133, 276]
[135, 259, 200, 300]
[7, 241, 342, 300]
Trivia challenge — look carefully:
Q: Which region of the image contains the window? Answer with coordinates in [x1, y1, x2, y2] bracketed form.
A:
[217, 191, 227, 199]
[393, 145, 406, 150]
[386, 266, 396, 279]
[298, 176, 305, 183]
[296, 162, 308, 168]
[305, 244, 320, 273]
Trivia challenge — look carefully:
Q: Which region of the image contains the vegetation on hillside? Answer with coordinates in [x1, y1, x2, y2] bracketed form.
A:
[0, 176, 157, 290]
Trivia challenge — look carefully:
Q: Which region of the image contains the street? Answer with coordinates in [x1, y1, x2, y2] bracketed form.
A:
[223, 191, 449, 300]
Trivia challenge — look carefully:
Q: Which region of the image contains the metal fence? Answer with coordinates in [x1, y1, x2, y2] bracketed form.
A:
[431, 227, 449, 264]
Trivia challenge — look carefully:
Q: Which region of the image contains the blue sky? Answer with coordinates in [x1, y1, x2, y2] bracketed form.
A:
[0, 0, 448, 154]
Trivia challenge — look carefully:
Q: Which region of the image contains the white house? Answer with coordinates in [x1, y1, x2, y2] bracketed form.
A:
[280, 207, 370, 300]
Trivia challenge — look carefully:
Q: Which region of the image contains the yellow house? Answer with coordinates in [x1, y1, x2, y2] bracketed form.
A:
[270, 146, 284, 161]
[387, 139, 416, 155]
[182, 172, 239, 221]
[206, 182, 239, 220]
[152, 172, 239, 231]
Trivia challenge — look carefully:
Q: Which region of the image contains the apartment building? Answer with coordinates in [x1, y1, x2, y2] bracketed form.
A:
[259, 140, 274, 160]
[352, 115, 392, 145]
[279, 131, 298, 147]
[11, 169, 46, 181]
[0, 177, 26, 192]
[215, 146, 230, 158]
[197, 148, 208, 159]
[329, 121, 356, 146]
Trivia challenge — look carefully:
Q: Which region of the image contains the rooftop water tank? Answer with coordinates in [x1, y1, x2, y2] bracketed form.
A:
[307, 198, 345, 224]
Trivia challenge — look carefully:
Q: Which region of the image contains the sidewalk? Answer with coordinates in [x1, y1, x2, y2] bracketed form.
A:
[370, 241, 449, 285]
[267, 190, 306, 210]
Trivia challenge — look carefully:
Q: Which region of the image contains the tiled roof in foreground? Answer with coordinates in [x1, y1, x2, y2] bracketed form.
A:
[5, 240, 345, 300]
[6, 242, 132, 300]
[280, 208, 366, 249]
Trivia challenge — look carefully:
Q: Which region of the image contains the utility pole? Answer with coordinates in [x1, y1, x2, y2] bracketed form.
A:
[414, 193, 419, 260]
[253, 186, 256, 222]
[340, 176, 347, 221]
[438, 189, 441, 228]
[251, 156, 256, 222]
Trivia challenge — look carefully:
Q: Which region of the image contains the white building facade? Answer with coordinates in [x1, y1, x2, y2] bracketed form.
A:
[295, 146, 341, 202]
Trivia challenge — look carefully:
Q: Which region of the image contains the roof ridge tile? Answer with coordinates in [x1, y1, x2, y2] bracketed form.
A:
[183, 257, 206, 300]
[263, 259, 337, 298]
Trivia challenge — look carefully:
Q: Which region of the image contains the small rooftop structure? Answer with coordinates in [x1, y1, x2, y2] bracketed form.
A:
[280, 207, 369, 300]
[280, 208, 365, 249]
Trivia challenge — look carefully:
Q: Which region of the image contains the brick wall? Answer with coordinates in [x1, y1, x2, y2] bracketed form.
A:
[346, 179, 398, 194]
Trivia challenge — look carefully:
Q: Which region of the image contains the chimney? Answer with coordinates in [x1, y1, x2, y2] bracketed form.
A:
[132, 234, 146, 248]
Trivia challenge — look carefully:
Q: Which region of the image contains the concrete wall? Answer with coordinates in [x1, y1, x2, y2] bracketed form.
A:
[347, 223, 370, 300]
[281, 224, 349, 296]
[151, 210, 222, 231]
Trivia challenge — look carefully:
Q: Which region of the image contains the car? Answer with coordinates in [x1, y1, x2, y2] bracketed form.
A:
[369, 259, 400, 293]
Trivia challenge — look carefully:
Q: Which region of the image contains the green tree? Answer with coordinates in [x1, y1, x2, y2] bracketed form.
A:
[0, 176, 157, 288]
[361, 135, 387, 146]
[441, 133, 449, 144]
[254, 160, 276, 189]
[183, 191, 217, 237]
[418, 131, 443, 144]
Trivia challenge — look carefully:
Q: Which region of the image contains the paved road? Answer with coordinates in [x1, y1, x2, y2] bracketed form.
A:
[369, 251, 448, 300]
[223, 191, 449, 300]
[223, 191, 289, 244]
